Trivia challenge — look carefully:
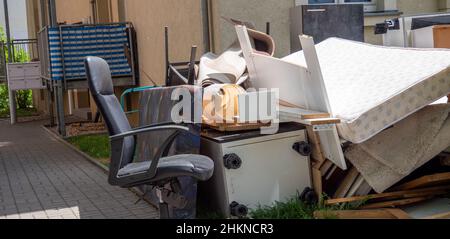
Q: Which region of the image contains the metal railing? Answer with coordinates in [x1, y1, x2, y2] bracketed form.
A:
[0, 39, 39, 82]
[11, 39, 39, 62]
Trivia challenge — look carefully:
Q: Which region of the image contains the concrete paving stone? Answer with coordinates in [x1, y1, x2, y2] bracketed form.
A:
[0, 120, 158, 220]
[6, 214, 20, 219]
[20, 213, 36, 219]
[0, 209, 19, 216]
[62, 214, 78, 219]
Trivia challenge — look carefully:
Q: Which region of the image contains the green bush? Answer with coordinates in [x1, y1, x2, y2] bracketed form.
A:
[0, 26, 33, 113]
[0, 84, 8, 114]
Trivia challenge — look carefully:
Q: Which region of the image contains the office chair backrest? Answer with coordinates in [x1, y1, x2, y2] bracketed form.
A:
[85, 57, 135, 167]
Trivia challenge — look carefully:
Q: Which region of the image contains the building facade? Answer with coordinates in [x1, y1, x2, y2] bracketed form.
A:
[25, 0, 450, 126]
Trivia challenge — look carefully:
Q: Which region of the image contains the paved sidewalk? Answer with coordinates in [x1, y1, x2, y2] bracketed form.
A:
[0, 119, 159, 219]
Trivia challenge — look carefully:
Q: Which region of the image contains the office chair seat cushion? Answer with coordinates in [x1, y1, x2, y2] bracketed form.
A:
[118, 154, 214, 182]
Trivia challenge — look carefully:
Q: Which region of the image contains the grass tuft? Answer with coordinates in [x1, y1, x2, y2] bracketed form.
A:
[250, 194, 366, 219]
[67, 134, 111, 167]
[0, 107, 39, 118]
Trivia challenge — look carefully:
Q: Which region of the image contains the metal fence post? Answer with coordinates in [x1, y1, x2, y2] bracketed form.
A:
[48, 0, 66, 136]
[3, 0, 17, 125]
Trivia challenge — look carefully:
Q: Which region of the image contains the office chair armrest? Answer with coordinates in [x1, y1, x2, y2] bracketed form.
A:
[109, 124, 190, 186]
[110, 125, 189, 141]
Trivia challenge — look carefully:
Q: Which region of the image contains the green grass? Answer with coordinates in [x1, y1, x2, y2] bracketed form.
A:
[67, 134, 111, 167]
[0, 107, 39, 118]
[250, 196, 367, 219]
[250, 198, 322, 219]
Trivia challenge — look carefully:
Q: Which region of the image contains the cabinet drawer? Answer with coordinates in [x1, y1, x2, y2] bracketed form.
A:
[25, 78, 45, 89]
[9, 80, 26, 90]
[8, 66, 25, 78]
[24, 65, 41, 77]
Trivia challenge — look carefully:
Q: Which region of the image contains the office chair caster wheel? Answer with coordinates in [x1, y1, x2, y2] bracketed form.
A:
[293, 142, 312, 157]
[224, 154, 242, 170]
[230, 201, 248, 218]
[300, 187, 318, 205]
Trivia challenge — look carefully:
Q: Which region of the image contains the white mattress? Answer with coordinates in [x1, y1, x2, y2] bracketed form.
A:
[283, 38, 450, 143]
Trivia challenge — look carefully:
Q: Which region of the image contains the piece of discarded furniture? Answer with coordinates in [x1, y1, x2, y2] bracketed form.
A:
[290, 4, 364, 52]
[199, 123, 313, 218]
[137, 84, 205, 218]
[237, 23, 450, 153]
[411, 24, 450, 48]
[164, 27, 198, 87]
[382, 12, 450, 47]
[236, 25, 347, 171]
[85, 56, 214, 219]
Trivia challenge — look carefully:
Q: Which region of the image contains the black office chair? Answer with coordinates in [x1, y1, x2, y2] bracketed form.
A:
[85, 57, 214, 219]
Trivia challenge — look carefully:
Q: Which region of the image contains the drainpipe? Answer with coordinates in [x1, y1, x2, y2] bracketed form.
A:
[48, 0, 66, 136]
[48, 0, 57, 26]
[39, 0, 48, 28]
[201, 0, 211, 53]
[4, 0, 17, 125]
[90, 0, 98, 24]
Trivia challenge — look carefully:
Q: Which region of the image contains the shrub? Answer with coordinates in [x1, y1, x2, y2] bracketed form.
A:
[0, 26, 33, 112]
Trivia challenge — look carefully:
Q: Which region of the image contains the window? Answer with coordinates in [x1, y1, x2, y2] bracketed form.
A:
[308, 0, 375, 4]
[306, 0, 377, 12]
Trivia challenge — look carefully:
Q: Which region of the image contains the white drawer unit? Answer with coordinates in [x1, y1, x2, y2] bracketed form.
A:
[7, 62, 44, 90]
[199, 123, 313, 218]
[24, 64, 41, 77]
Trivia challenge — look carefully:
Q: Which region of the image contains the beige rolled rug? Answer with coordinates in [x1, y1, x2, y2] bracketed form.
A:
[202, 84, 247, 125]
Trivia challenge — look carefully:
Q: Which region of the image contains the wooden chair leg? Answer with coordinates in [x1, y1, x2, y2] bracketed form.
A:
[306, 126, 327, 200]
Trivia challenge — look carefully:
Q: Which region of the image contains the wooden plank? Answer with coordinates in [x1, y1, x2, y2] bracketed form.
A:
[306, 126, 326, 169]
[314, 210, 398, 219]
[325, 165, 338, 181]
[320, 160, 333, 177]
[301, 113, 331, 120]
[312, 168, 323, 199]
[333, 167, 359, 199]
[361, 197, 432, 210]
[314, 209, 412, 219]
[325, 185, 450, 205]
[300, 118, 341, 126]
[354, 180, 373, 197]
[205, 122, 268, 132]
[384, 209, 412, 219]
[346, 175, 366, 198]
[424, 211, 450, 219]
[393, 172, 450, 191]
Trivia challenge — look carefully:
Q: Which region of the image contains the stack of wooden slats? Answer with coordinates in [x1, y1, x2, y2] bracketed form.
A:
[315, 167, 450, 219]
[286, 108, 450, 219]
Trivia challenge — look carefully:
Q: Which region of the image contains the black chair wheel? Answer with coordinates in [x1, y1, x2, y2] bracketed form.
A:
[300, 187, 318, 205]
[230, 201, 248, 218]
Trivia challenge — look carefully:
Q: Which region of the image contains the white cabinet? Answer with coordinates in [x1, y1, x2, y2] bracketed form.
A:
[199, 123, 312, 217]
[7, 62, 44, 90]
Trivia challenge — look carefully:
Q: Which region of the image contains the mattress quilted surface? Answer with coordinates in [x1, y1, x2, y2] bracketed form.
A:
[283, 38, 450, 143]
